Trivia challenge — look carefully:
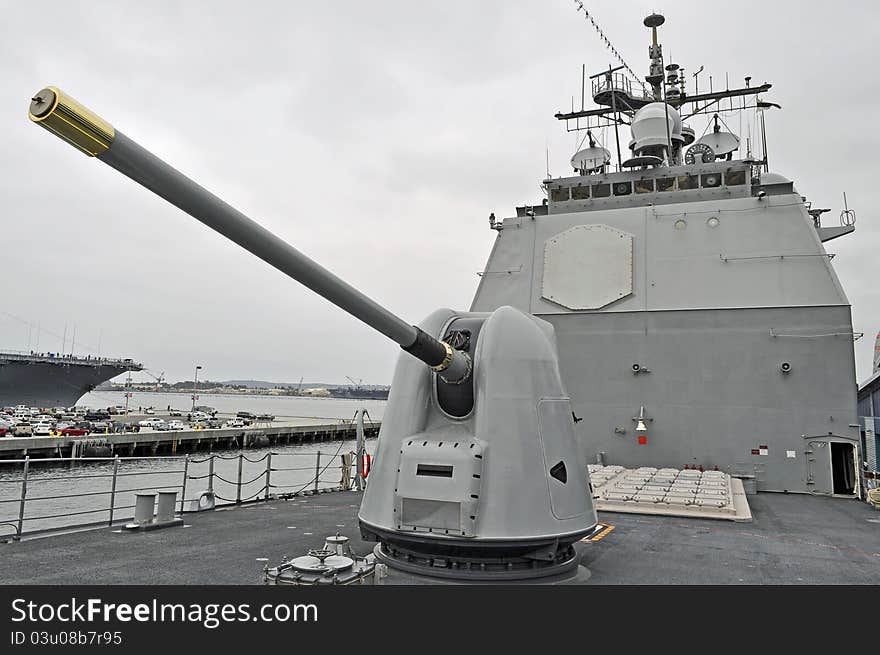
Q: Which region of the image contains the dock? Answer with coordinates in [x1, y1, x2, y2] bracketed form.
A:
[0, 421, 380, 460]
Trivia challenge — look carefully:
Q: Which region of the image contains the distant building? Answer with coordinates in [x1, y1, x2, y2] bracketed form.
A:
[857, 369, 880, 473]
[301, 388, 331, 397]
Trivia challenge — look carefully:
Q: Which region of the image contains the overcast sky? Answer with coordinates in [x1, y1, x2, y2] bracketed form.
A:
[1, 0, 878, 385]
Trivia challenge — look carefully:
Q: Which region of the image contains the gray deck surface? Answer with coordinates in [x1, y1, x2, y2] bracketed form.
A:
[1, 491, 877, 584]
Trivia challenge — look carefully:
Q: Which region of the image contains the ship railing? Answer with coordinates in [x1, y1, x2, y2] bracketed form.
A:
[0, 449, 367, 541]
[0, 350, 142, 368]
[591, 71, 652, 105]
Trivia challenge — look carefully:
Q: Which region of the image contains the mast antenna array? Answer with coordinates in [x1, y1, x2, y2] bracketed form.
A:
[572, 1, 645, 93]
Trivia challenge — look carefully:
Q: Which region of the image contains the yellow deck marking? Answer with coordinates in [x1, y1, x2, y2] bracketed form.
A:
[582, 522, 615, 542]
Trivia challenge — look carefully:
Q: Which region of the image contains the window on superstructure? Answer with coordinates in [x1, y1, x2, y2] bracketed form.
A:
[725, 170, 746, 186]
[634, 179, 654, 194]
[571, 184, 590, 200]
[613, 181, 632, 196]
[677, 174, 699, 190]
[550, 187, 570, 202]
[592, 183, 611, 198]
[656, 177, 675, 192]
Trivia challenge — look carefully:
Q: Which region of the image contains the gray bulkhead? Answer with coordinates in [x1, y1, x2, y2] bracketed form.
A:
[471, 165, 860, 494]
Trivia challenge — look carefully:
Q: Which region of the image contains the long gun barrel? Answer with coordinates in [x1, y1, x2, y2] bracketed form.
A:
[28, 86, 471, 383]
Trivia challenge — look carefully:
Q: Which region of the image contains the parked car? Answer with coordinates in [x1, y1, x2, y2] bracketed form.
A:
[257, 413, 275, 421]
[58, 426, 90, 436]
[84, 411, 110, 421]
[12, 424, 33, 437]
[167, 420, 187, 431]
[32, 422, 54, 436]
[0, 427, 7, 437]
[168, 410, 183, 417]
[236, 411, 256, 420]
[90, 421, 110, 433]
[223, 418, 246, 428]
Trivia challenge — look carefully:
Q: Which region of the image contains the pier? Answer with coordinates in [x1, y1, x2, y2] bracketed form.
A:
[0, 421, 380, 460]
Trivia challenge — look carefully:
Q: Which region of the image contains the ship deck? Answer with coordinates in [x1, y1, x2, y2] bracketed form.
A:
[1, 491, 877, 584]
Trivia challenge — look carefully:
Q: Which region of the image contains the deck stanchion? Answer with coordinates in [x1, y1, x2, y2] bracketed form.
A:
[16, 456, 29, 539]
[356, 409, 365, 492]
[341, 453, 351, 490]
[265, 453, 272, 500]
[180, 454, 190, 513]
[108, 455, 119, 526]
[314, 452, 321, 495]
[236, 452, 243, 503]
[207, 454, 215, 495]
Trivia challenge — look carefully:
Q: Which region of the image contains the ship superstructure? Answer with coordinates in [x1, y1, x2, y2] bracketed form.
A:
[0, 351, 142, 407]
[472, 13, 861, 495]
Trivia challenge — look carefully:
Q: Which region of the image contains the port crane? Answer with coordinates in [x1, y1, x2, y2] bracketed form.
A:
[141, 370, 165, 391]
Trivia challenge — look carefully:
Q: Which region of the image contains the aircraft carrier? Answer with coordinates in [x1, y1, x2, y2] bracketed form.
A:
[0, 351, 142, 407]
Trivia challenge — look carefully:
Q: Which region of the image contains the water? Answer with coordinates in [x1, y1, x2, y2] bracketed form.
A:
[0, 394, 385, 536]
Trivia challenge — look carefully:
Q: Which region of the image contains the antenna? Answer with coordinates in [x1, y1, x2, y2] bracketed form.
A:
[692, 66, 704, 111]
[644, 13, 666, 101]
[608, 65, 623, 169]
[840, 192, 856, 226]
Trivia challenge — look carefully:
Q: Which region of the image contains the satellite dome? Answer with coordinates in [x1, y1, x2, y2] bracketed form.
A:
[630, 102, 679, 154]
[670, 108, 684, 143]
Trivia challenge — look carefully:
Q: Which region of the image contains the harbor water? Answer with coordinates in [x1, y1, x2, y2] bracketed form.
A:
[0, 394, 385, 536]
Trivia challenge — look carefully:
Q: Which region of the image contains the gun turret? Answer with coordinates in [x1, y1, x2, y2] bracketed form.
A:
[30, 85, 597, 582]
[28, 86, 471, 384]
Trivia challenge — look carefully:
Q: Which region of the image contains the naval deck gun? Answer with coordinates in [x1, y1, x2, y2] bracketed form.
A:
[29, 87, 598, 581]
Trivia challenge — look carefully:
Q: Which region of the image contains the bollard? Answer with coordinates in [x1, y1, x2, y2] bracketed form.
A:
[156, 491, 177, 523]
[133, 493, 156, 525]
[126, 491, 183, 531]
